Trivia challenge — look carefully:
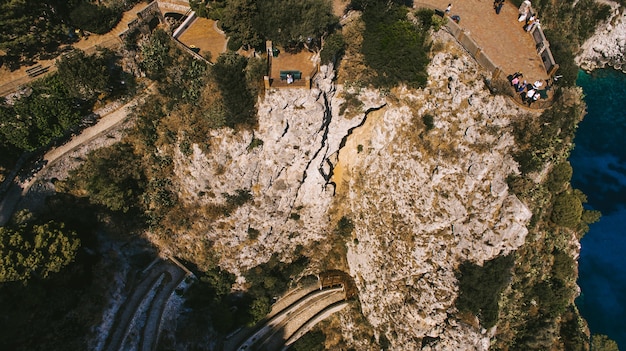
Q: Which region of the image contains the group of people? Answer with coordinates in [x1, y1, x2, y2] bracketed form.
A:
[509, 72, 546, 107]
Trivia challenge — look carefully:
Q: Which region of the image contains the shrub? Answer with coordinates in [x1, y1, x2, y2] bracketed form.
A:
[422, 113, 434, 131]
[546, 162, 573, 193]
[335, 216, 354, 238]
[212, 52, 257, 127]
[550, 192, 583, 228]
[321, 33, 346, 65]
[360, 2, 430, 89]
[69, 2, 121, 34]
[290, 329, 326, 351]
[455, 255, 514, 328]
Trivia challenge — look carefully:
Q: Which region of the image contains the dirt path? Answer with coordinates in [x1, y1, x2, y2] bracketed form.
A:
[0, 2, 148, 97]
[0, 85, 154, 226]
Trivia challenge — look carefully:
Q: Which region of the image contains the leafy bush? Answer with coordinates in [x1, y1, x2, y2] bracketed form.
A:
[56, 49, 114, 101]
[220, 0, 337, 50]
[550, 192, 583, 228]
[290, 329, 326, 351]
[591, 334, 620, 351]
[141, 29, 174, 81]
[320, 33, 346, 65]
[212, 52, 257, 127]
[334, 216, 354, 238]
[546, 162, 573, 193]
[455, 255, 514, 328]
[69, 2, 121, 35]
[65, 143, 146, 213]
[0, 75, 83, 152]
[422, 113, 434, 131]
[0, 221, 80, 283]
[360, 1, 430, 89]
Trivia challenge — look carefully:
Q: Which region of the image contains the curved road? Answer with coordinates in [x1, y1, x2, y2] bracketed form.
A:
[234, 286, 346, 351]
[104, 259, 186, 351]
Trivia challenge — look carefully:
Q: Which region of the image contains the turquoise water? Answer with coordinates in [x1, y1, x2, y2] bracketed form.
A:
[571, 68, 626, 349]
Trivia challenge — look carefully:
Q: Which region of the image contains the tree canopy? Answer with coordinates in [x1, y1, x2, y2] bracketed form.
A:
[0, 0, 139, 68]
[0, 221, 80, 283]
[56, 49, 114, 101]
[0, 75, 82, 151]
[220, 0, 338, 50]
[65, 142, 146, 213]
[360, 1, 430, 89]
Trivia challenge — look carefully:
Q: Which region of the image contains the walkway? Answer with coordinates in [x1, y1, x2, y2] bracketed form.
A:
[0, 85, 154, 226]
[416, 0, 549, 85]
[0, 2, 148, 97]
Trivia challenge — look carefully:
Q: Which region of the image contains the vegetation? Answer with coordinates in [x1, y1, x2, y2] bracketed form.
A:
[320, 33, 346, 65]
[289, 329, 326, 351]
[550, 191, 584, 228]
[183, 267, 238, 332]
[68, 1, 122, 35]
[0, 0, 141, 69]
[0, 75, 83, 152]
[0, 221, 80, 283]
[360, 1, 430, 89]
[591, 334, 620, 351]
[63, 143, 145, 213]
[212, 52, 257, 127]
[511, 89, 585, 175]
[219, 0, 338, 51]
[455, 255, 514, 328]
[56, 48, 124, 101]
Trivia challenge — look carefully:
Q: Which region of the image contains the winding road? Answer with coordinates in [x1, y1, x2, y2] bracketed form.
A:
[231, 286, 347, 351]
[104, 259, 186, 351]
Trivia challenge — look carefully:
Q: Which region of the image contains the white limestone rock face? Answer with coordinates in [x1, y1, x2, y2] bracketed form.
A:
[341, 43, 532, 350]
[166, 68, 386, 275]
[577, 3, 626, 72]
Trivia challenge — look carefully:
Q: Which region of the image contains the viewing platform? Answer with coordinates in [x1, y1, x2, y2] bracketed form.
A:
[416, 0, 555, 108]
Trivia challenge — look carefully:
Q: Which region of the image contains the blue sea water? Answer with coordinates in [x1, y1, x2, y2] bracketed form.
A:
[571, 68, 626, 349]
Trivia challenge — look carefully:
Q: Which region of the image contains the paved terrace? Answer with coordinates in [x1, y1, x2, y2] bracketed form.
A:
[416, 0, 549, 87]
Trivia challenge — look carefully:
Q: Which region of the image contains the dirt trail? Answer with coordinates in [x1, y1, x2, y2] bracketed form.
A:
[0, 85, 154, 226]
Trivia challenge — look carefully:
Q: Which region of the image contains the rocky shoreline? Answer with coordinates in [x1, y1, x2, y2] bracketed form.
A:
[576, 2, 626, 73]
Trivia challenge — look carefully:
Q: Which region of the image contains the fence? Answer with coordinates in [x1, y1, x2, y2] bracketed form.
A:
[434, 10, 553, 109]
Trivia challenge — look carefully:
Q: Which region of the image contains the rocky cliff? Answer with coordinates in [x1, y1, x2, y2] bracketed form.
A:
[576, 2, 626, 72]
[160, 29, 543, 349]
[335, 39, 534, 349]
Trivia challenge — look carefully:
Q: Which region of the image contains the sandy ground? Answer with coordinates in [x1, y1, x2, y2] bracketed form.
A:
[178, 18, 227, 63]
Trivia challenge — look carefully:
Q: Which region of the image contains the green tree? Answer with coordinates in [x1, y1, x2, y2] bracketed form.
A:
[69, 2, 121, 34]
[290, 329, 326, 351]
[551, 192, 583, 228]
[0, 75, 82, 151]
[141, 29, 174, 80]
[547, 161, 573, 193]
[0, 221, 80, 283]
[56, 49, 112, 100]
[320, 33, 345, 65]
[220, 0, 263, 49]
[248, 295, 271, 325]
[66, 142, 146, 213]
[212, 52, 257, 127]
[591, 334, 620, 351]
[360, 1, 430, 88]
[456, 255, 514, 328]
